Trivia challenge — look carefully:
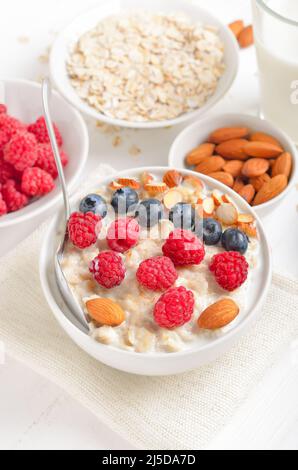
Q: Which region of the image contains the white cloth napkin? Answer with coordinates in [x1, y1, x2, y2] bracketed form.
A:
[0, 164, 297, 450]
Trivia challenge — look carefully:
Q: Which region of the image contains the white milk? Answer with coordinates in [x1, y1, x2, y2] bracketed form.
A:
[253, 0, 298, 143]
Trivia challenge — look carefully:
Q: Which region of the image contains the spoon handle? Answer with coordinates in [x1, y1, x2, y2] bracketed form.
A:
[41, 78, 71, 221]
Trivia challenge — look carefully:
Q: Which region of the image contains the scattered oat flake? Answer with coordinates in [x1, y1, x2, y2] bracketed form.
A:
[129, 145, 141, 156]
[17, 35, 30, 44]
[96, 121, 121, 135]
[38, 54, 49, 64]
[112, 135, 122, 147]
[38, 46, 51, 64]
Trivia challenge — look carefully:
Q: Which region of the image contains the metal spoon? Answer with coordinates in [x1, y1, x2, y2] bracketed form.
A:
[42, 78, 89, 332]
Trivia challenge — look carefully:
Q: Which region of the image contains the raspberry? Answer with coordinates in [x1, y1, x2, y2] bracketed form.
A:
[0, 114, 26, 146]
[89, 251, 125, 288]
[107, 217, 140, 253]
[0, 160, 16, 184]
[2, 179, 28, 212]
[136, 256, 178, 291]
[0, 104, 7, 114]
[4, 131, 37, 171]
[153, 286, 194, 329]
[28, 117, 63, 147]
[209, 251, 249, 291]
[162, 229, 205, 266]
[0, 131, 7, 150]
[21, 167, 55, 196]
[35, 144, 68, 179]
[68, 212, 102, 249]
[0, 189, 7, 216]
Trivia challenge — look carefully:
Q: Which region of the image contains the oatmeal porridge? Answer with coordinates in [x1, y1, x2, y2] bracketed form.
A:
[62, 170, 259, 353]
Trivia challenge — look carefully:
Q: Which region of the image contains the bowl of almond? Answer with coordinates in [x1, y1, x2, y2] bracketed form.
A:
[169, 114, 297, 217]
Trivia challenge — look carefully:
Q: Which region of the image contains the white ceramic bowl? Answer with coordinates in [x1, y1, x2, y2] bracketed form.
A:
[169, 113, 298, 217]
[0, 79, 89, 228]
[50, 0, 239, 129]
[39, 166, 272, 376]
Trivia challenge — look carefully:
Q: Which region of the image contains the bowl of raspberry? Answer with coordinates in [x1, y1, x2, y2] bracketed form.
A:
[40, 167, 272, 375]
[0, 79, 88, 227]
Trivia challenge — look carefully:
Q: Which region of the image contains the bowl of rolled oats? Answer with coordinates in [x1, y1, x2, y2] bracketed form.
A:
[50, 0, 239, 129]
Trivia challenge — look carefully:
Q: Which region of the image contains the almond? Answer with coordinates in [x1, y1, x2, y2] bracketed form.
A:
[233, 177, 245, 193]
[185, 143, 215, 166]
[195, 156, 225, 175]
[117, 178, 140, 189]
[223, 160, 244, 178]
[250, 132, 282, 148]
[196, 196, 204, 218]
[144, 182, 168, 196]
[229, 20, 244, 39]
[86, 297, 125, 326]
[238, 25, 254, 48]
[216, 139, 249, 160]
[237, 221, 258, 238]
[253, 175, 288, 206]
[202, 197, 215, 216]
[163, 170, 183, 188]
[216, 203, 238, 225]
[208, 127, 248, 144]
[241, 158, 270, 178]
[208, 171, 234, 188]
[271, 152, 292, 179]
[238, 184, 255, 204]
[249, 173, 271, 192]
[211, 189, 223, 206]
[198, 298, 239, 329]
[163, 189, 183, 209]
[183, 175, 204, 193]
[269, 159, 276, 168]
[109, 181, 124, 190]
[222, 193, 234, 205]
[140, 171, 154, 185]
[244, 141, 283, 158]
[237, 213, 255, 224]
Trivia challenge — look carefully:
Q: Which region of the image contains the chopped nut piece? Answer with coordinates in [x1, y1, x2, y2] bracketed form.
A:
[129, 145, 141, 156]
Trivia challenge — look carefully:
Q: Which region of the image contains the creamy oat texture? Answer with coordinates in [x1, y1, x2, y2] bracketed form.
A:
[67, 11, 225, 122]
[62, 177, 259, 354]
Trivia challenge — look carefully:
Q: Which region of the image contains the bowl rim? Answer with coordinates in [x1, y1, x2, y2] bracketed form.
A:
[39, 165, 272, 364]
[168, 112, 298, 212]
[0, 78, 89, 228]
[49, 0, 239, 129]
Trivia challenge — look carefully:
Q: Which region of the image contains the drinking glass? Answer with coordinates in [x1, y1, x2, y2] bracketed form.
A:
[252, 0, 298, 143]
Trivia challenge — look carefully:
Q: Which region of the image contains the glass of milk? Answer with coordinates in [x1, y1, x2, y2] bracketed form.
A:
[252, 0, 298, 143]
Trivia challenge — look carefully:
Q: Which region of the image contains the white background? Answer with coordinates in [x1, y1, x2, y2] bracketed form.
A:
[0, 0, 297, 449]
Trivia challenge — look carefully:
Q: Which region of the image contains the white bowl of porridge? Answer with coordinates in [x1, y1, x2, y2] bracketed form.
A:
[39, 167, 272, 375]
[49, 0, 239, 128]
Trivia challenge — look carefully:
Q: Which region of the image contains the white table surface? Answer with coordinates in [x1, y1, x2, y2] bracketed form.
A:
[0, 0, 297, 450]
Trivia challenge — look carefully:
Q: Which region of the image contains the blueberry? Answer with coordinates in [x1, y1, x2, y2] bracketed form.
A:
[136, 199, 163, 228]
[169, 203, 196, 231]
[111, 187, 139, 214]
[221, 228, 248, 254]
[79, 194, 107, 218]
[202, 218, 222, 246]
